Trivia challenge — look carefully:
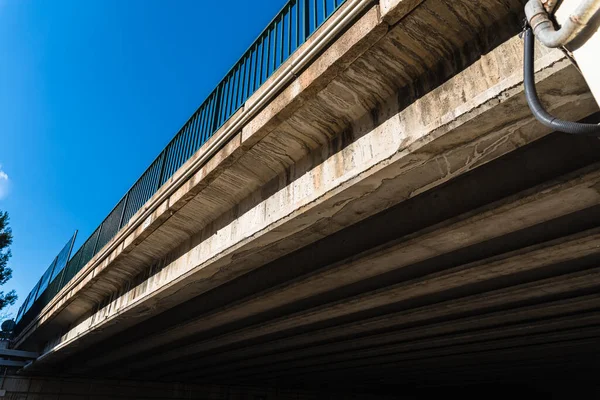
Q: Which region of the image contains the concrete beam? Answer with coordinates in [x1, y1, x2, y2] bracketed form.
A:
[206, 313, 600, 381]
[81, 164, 600, 371]
[109, 227, 600, 373]
[0, 348, 39, 359]
[182, 267, 600, 374]
[165, 294, 600, 380]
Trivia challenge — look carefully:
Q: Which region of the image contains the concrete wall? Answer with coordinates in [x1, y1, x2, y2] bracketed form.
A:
[0, 376, 395, 400]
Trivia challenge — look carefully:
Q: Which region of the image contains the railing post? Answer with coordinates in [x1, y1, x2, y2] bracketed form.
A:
[56, 230, 78, 292]
[304, 0, 310, 41]
[91, 225, 102, 256]
[155, 150, 167, 190]
[118, 192, 130, 229]
[212, 84, 223, 132]
[312, 0, 317, 31]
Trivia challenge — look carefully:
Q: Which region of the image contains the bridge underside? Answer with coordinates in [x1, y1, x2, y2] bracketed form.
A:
[14, 126, 600, 397]
[12, 0, 600, 397]
[51, 127, 600, 395]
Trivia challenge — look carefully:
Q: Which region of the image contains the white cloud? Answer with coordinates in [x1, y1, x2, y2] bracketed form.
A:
[0, 165, 9, 199]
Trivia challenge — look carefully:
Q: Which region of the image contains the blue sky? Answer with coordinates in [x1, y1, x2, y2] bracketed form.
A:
[0, 0, 286, 317]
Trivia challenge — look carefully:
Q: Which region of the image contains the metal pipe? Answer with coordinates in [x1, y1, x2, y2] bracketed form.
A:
[543, 0, 559, 14]
[523, 27, 600, 135]
[525, 0, 600, 47]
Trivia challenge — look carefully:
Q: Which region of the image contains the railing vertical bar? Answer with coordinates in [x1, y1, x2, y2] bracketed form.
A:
[235, 63, 242, 110]
[221, 78, 229, 126]
[170, 139, 178, 176]
[228, 67, 238, 115]
[278, 17, 283, 66]
[198, 109, 205, 143]
[184, 122, 191, 158]
[149, 164, 158, 199]
[205, 96, 213, 140]
[154, 156, 162, 186]
[245, 54, 251, 102]
[230, 67, 237, 114]
[139, 176, 148, 213]
[265, 30, 271, 78]
[228, 68, 236, 115]
[187, 118, 195, 156]
[211, 85, 221, 132]
[287, 4, 292, 56]
[155, 150, 167, 190]
[208, 94, 216, 140]
[296, 0, 300, 48]
[247, 48, 255, 96]
[195, 109, 204, 150]
[216, 82, 224, 128]
[241, 54, 249, 102]
[162, 146, 172, 186]
[187, 116, 196, 155]
[226, 70, 235, 117]
[178, 130, 187, 167]
[253, 41, 260, 92]
[187, 117, 197, 155]
[173, 133, 182, 173]
[180, 128, 188, 165]
[197, 104, 207, 147]
[165, 142, 175, 182]
[162, 147, 172, 184]
[178, 127, 188, 166]
[258, 36, 265, 87]
[303, 0, 310, 42]
[180, 125, 190, 163]
[245, 53, 250, 100]
[197, 105, 206, 147]
[91, 225, 102, 255]
[189, 113, 199, 153]
[204, 95, 215, 143]
[251, 43, 259, 93]
[280, 12, 285, 64]
[219, 78, 229, 127]
[313, 0, 317, 31]
[210, 91, 219, 137]
[237, 57, 244, 106]
[196, 108, 204, 147]
[323, 0, 327, 21]
[271, 23, 277, 73]
[118, 192, 130, 229]
[236, 62, 244, 110]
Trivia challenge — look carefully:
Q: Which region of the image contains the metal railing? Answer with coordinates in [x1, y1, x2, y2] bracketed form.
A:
[14, 233, 77, 329]
[14, 0, 347, 334]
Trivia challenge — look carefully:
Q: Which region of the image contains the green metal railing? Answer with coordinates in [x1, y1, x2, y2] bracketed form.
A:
[15, 0, 347, 333]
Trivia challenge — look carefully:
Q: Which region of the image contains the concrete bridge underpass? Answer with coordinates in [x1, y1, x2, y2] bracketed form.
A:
[6, 0, 600, 398]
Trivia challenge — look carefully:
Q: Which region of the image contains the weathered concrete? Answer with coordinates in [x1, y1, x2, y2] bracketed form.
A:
[16, 0, 530, 350]
[11, 0, 600, 394]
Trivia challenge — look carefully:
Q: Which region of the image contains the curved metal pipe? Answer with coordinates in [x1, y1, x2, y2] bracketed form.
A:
[543, 0, 559, 14]
[525, 0, 600, 48]
[523, 27, 600, 135]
